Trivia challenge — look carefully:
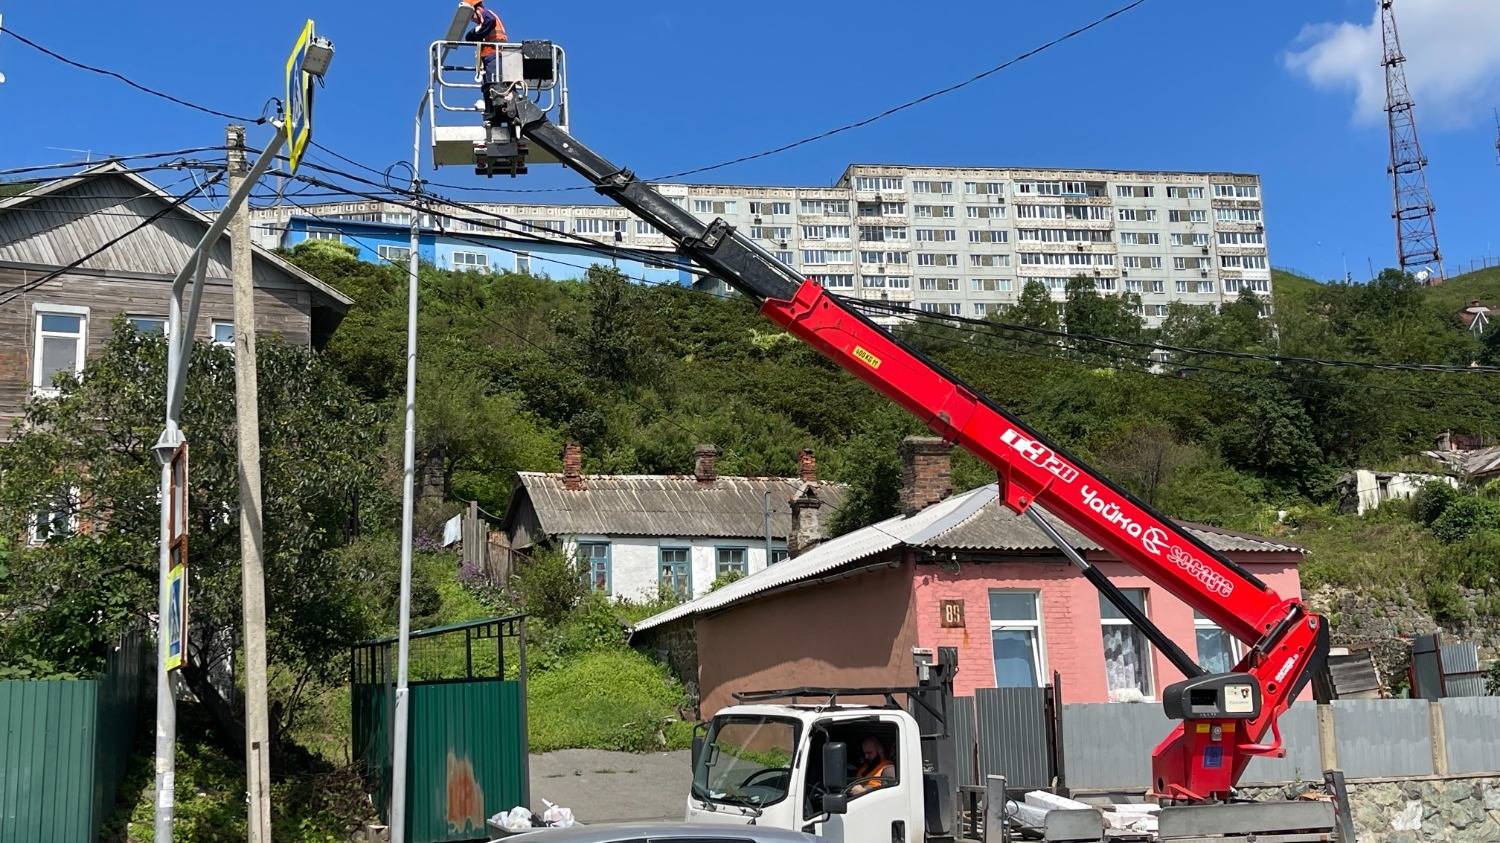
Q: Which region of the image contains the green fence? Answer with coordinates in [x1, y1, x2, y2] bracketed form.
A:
[353, 616, 529, 843]
[0, 633, 148, 843]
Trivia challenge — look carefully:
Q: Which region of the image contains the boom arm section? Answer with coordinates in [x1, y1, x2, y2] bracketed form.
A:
[498, 97, 1328, 800]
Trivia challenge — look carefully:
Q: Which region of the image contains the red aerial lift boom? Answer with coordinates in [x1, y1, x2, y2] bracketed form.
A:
[470, 51, 1328, 802]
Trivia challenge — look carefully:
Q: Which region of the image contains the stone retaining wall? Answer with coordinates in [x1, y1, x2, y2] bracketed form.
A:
[1247, 776, 1500, 842]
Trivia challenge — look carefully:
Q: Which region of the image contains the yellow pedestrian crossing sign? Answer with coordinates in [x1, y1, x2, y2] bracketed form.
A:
[285, 20, 318, 175]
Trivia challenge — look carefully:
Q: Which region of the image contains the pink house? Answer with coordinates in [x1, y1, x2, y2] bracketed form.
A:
[634, 437, 1305, 715]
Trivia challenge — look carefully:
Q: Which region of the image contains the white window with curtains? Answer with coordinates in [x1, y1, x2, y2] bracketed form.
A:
[1100, 590, 1154, 701]
[990, 591, 1045, 687]
[1194, 611, 1243, 674]
[32, 306, 88, 394]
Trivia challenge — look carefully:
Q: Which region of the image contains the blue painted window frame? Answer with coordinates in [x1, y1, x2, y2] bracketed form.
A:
[715, 546, 748, 579]
[577, 541, 612, 594]
[659, 546, 692, 598]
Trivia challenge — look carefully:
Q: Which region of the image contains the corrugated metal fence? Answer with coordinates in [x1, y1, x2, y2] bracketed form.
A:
[952, 686, 1059, 792]
[1052, 697, 1500, 792]
[0, 633, 148, 843]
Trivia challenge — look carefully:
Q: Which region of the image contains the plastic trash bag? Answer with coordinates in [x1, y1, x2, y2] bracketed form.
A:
[501, 806, 534, 832]
[542, 800, 576, 828]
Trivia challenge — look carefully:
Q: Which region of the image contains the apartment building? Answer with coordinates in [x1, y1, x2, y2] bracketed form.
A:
[251, 163, 1270, 326]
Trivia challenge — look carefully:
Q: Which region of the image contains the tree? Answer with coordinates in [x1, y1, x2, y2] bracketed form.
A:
[0, 324, 392, 748]
[1004, 279, 1060, 332]
[1095, 420, 1199, 508]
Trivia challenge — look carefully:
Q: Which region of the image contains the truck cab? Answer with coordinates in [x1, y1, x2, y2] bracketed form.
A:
[688, 703, 928, 843]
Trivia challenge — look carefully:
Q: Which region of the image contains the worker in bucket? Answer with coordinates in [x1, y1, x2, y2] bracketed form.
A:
[462, 0, 508, 95]
[848, 736, 895, 797]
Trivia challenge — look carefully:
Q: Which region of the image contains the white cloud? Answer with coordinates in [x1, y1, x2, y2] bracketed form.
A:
[1285, 0, 1500, 127]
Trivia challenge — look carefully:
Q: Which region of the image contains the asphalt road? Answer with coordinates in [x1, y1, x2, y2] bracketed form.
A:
[529, 750, 692, 824]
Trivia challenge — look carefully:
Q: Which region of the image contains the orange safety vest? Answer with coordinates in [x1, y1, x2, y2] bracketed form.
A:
[856, 759, 895, 791]
[473, 7, 508, 59]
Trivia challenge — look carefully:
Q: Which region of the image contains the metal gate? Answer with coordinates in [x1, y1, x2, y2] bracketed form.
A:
[352, 616, 530, 843]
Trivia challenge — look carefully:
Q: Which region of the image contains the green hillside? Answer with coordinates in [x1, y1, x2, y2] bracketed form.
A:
[1425, 265, 1500, 313]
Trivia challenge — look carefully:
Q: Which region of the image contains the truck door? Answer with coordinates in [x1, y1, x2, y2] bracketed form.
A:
[803, 716, 914, 843]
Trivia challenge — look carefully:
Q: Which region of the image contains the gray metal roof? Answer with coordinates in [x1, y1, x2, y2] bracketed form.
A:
[632, 486, 999, 633]
[1424, 445, 1500, 478]
[514, 473, 849, 542]
[929, 498, 1302, 555]
[0, 163, 352, 309]
[632, 484, 1301, 634]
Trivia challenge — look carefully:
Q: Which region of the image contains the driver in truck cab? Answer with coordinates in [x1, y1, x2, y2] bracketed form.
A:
[847, 737, 894, 796]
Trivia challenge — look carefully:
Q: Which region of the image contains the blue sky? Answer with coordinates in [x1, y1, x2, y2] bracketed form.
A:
[2, 0, 1497, 281]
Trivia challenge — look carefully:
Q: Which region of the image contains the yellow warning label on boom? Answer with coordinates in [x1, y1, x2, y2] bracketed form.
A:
[853, 346, 882, 370]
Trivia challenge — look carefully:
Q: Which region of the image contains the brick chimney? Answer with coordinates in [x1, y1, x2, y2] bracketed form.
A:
[562, 441, 585, 491]
[695, 444, 720, 487]
[900, 436, 953, 516]
[797, 448, 817, 484]
[789, 485, 825, 558]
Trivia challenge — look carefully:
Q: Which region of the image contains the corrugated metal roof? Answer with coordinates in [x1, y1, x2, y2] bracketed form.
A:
[1425, 445, 1500, 478]
[926, 496, 1302, 554]
[0, 163, 352, 309]
[632, 486, 998, 633]
[516, 473, 850, 542]
[632, 483, 1301, 634]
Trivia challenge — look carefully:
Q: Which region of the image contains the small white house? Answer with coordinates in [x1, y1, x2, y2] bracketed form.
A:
[500, 444, 847, 601]
[1337, 469, 1457, 516]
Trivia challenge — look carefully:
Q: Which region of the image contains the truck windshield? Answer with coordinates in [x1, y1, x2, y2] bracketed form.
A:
[693, 715, 800, 810]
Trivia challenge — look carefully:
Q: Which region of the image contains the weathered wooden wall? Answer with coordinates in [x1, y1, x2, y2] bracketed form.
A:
[0, 265, 313, 434]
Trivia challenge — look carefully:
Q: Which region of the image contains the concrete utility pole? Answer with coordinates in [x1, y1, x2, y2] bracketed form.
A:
[228, 125, 274, 843]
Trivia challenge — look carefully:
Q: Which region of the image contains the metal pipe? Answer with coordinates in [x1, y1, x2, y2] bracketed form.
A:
[1024, 508, 1204, 680]
[152, 290, 183, 843]
[166, 132, 285, 421]
[389, 94, 428, 843]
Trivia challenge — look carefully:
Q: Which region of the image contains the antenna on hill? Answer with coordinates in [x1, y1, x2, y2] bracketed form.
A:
[1381, 0, 1443, 285]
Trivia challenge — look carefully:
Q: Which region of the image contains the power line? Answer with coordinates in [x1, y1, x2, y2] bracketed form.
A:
[0, 148, 231, 178]
[290, 162, 1500, 381]
[280, 169, 713, 282]
[854, 299, 1500, 376]
[0, 174, 224, 305]
[851, 302, 1500, 404]
[315, 1, 1150, 192]
[281, 194, 858, 524]
[0, 29, 267, 124]
[651, 0, 1150, 182]
[298, 163, 1500, 380]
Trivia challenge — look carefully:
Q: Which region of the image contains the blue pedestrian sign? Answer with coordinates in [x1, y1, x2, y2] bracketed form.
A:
[285, 20, 317, 175]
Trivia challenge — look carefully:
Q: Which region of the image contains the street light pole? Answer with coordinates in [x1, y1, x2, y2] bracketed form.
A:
[389, 94, 428, 843]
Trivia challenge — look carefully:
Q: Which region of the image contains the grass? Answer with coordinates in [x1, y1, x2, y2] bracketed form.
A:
[528, 649, 694, 754]
[1421, 265, 1500, 313]
[1291, 506, 1441, 592]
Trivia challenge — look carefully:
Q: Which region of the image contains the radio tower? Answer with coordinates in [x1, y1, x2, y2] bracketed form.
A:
[1381, 0, 1442, 283]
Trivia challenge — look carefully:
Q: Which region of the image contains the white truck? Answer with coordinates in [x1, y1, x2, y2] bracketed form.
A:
[683, 650, 1343, 843]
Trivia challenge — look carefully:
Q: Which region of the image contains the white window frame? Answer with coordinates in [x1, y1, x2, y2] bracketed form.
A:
[30, 487, 80, 546]
[452, 251, 490, 273]
[126, 314, 169, 335]
[32, 304, 89, 395]
[989, 589, 1046, 688]
[376, 244, 411, 264]
[515, 251, 532, 275]
[1101, 589, 1155, 701]
[210, 320, 235, 347]
[1193, 612, 1245, 673]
